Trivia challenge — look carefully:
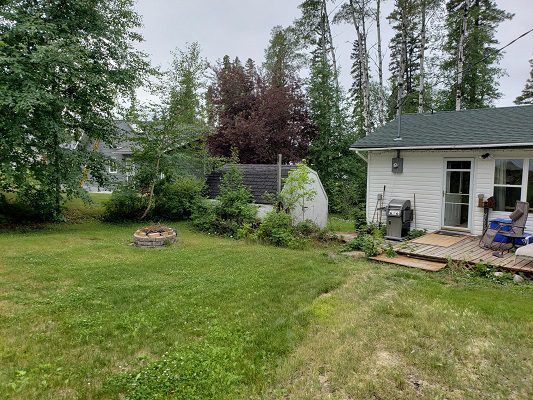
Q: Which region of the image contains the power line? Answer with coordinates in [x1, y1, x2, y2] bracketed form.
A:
[398, 26, 533, 109]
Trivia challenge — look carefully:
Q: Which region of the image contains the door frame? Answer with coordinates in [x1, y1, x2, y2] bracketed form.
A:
[441, 158, 475, 232]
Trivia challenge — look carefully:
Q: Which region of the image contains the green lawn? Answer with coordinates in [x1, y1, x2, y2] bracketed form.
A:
[0, 222, 531, 399]
[327, 214, 354, 232]
[0, 222, 349, 399]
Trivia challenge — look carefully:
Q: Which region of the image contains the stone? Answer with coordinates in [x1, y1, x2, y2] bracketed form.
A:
[513, 274, 524, 283]
[494, 271, 504, 277]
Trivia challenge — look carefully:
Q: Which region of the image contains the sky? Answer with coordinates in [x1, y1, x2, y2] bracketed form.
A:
[133, 0, 533, 107]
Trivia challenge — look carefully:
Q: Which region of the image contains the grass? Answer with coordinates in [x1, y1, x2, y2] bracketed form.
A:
[327, 214, 354, 232]
[0, 222, 349, 399]
[0, 217, 531, 399]
[63, 193, 111, 222]
[267, 264, 533, 399]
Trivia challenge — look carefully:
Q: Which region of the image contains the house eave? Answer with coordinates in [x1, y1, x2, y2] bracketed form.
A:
[349, 142, 533, 152]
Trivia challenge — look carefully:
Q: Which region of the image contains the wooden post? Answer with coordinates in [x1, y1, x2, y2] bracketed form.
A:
[277, 154, 282, 193]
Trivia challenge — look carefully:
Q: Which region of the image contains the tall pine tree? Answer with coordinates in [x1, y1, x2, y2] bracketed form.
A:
[441, 0, 512, 110]
[515, 59, 533, 105]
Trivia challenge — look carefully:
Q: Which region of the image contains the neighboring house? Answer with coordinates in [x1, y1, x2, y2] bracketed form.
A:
[84, 120, 136, 192]
[206, 164, 329, 228]
[350, 105, 533, 236]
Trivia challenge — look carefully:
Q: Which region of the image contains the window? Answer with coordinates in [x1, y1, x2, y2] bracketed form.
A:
[108, 161, 118, 174]
[493, 159, 523, 211]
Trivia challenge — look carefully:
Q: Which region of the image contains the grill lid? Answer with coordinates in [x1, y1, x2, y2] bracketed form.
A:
[387, 199, 411, 210]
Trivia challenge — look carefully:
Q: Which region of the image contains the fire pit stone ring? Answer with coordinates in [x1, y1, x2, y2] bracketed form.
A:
[133, 225, 176, 247]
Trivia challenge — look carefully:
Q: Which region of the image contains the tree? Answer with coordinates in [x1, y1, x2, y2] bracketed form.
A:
[388, 0, 423, 116]
[515, 59, 533, 105]
[207, 57, 316, 163]
[334, 0, 373, 135]
[129, 43, 209, 218]
[294, 0, 340, 93]
[0, 0, 148, 219]
[263, 25, 306, 87]
[440, 0, 513, 110]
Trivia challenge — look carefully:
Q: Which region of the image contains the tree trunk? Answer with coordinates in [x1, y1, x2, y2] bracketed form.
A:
[350, 0, 370, 135]
[140, 156, 160, 220]
[322, 0, 340, 93]
[418, 0, 426, 113]
[376, 0, 385, 125]
[397, 8, 407, 116]
[456, 0, 470, 111]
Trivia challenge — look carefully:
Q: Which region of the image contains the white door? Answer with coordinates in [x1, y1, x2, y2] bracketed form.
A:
[442, 159, 473, 231]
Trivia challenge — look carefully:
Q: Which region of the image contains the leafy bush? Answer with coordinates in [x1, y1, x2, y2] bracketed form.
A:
[153, 177, 204, 220]
[256, 210, 297, 247]
[102, 186, 146, 222]
[191, 166, 257, 237]
[0, 190, 60, 223]
[406, 228, 427, 240]
[343, 226, 386, 257]
[191, 200, 218, 233]
[353, 206, 367, 232]
[294, 219, 321, 237]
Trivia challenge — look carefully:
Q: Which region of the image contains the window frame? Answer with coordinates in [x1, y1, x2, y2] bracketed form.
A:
[108, 161, 118, 174]
[493, 158, 529, 211]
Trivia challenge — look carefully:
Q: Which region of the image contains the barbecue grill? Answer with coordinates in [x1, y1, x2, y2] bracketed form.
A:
[386, 199, 413, 240]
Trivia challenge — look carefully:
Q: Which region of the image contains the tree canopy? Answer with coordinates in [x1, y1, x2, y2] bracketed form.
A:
[0, 0, 148, 219]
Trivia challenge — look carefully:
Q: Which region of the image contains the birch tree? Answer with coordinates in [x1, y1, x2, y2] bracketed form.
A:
[441, 0, 513, 110]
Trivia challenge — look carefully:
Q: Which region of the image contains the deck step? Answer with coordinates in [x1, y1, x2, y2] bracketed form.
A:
[370, 254, 447, 272]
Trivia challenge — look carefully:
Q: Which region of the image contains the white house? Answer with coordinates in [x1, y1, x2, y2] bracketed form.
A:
[206, 164, 329, 228]
[350, 105, 533, 236]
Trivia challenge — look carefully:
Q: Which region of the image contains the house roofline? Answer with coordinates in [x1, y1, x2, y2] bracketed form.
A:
[349, 142, 533, 151]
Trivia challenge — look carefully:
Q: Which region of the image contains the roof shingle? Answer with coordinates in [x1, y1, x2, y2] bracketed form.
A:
[206, 164, 297, 204]
[350, 105, 533, 150]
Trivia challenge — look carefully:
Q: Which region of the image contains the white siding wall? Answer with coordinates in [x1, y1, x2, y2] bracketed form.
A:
[366, 149, 533, 236]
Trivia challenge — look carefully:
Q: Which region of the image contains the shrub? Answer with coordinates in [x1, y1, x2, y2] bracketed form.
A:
[153, 177, 204, 220]
[353, 206, 367, 232]
[294, 220, 321, 237]
[102, 186, 146, 222]
[343, 226, 386, 257]
[191, 200, 218, 233]
[406, 228, 427, 240]
[256, 211, 296, 247]
[191, 166, 257, 237]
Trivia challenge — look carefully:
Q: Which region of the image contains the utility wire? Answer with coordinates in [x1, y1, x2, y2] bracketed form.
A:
[397, 26, 533, 109]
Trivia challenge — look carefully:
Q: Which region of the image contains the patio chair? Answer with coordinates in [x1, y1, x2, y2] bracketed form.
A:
[479, 201, 529, 251]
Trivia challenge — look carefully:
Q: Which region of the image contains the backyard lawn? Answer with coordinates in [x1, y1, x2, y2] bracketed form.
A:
[0, 221, 532, 399]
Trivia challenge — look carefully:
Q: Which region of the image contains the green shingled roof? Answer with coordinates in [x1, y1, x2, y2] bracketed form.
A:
[350, 105, 533, 150]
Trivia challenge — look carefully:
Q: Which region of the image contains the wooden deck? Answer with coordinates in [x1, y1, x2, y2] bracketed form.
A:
[395, 234, 533, 274]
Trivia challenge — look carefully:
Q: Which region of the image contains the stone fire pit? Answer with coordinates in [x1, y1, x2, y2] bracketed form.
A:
[133, 225, 176, 247]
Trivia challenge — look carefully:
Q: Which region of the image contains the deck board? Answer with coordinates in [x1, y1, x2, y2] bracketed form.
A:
[396, 233, 533, 274]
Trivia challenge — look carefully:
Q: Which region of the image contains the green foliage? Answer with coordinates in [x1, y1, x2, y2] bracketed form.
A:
[263, 25, 306, 86]
[191, 200, 218, 233]
[0, 0, 148, 220]
[102, 186, 146, 222]
[343, 226, 386, 257]
[384, 245, 397, 258]
[257, 210, 298, 247]
[280, 164, 317, 218]
[108, 325, 248, 399]
[515, 59, 533, 105]
[406, 228, 427, 240]
[294, 220, 321, 237]
[153, 177, 204, 220]
[128, 42, 210, 218]
[191, 166, 257, 237]
[353, 206, 368, 232]
[440, 0, 513, 110]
